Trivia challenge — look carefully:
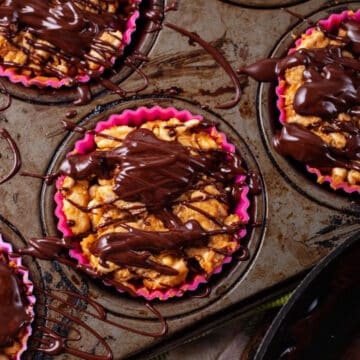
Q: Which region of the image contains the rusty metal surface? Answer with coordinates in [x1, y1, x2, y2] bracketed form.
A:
[0, 0, 359, 359]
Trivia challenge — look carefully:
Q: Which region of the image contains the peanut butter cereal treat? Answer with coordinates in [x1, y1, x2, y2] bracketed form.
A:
[0, 235, 35, 360]
[0, 0, 141, 88]
[54, 106, 251, 300]
[241, 10, 360, 193]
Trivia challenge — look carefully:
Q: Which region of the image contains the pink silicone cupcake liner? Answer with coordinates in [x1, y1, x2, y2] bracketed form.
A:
[0, 0, 141, 88]
[0, 235, 35, 360]
[275, 9, 360, 194]
[55, 106, 251, 301]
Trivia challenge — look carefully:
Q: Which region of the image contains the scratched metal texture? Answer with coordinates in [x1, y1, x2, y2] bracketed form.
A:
[0, 0, 359, 359]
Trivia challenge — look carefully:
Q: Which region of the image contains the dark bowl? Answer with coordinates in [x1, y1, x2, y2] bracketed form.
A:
[255, 231, 360, 360]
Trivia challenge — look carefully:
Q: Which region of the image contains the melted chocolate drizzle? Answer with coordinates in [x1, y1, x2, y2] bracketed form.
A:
[239, 17, 360, 172]
[165, 22, 241, 109]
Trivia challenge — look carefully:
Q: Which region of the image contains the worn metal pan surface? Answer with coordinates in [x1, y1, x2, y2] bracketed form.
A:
[0, 0, 358, 359]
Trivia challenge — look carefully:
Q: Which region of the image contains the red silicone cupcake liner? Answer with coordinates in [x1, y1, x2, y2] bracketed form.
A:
[55, 106, 251, 301]
[0, 235, 35, 360]
[0, 0, 141, 88]
[276, 9, 360, 194]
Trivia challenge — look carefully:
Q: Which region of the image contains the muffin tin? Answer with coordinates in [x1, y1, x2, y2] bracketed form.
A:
[0, 0, 359, 359]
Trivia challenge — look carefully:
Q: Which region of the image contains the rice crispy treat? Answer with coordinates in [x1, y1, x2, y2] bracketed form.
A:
[0, 235, 35, 360]
[0, 0, 141, 88]
[55, 107, 251, 300]
[276, 10, 360, 192]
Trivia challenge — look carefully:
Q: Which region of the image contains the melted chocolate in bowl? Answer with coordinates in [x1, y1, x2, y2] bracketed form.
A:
[40, 96, 265, 319]
[257, 5, 360, 214]
[1, 0, 164, 105]
[255, 232, 360, 360]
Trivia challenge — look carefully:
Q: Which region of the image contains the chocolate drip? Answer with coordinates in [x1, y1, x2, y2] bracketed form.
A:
[18, 236, 103, 279]
[74, 84, 92, 106]
[65, 110, 77, 119]
[248, 171, 262, 195]
[343, 20, 360, 55]
[238, 58, 278, 82]
[0, 260, 30, 347]
[0, 128, 21, 185]
[18, 236, 72, 260]
[274, 123, 360, 171]
[189, 284, 211, 298]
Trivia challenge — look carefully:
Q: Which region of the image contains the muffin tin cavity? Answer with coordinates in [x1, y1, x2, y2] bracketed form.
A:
[257, 3, 360, 215]
[40, 96, 265, 319]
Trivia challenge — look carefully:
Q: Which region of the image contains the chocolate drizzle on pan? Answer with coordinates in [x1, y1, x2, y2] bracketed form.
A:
[28, 287, 166, 359]
[0, 128, 21, 185]
[165, 22, 242, 109]
[238, 17, 360, 173]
